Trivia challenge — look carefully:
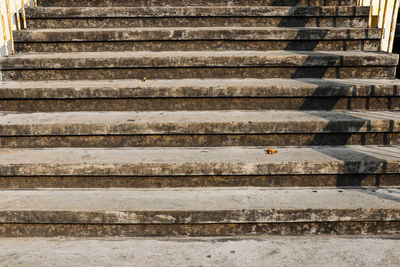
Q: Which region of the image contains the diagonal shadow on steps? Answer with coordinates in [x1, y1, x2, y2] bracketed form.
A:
[294, 56, 398, 189]
[269, 0, 400, 195]
[292, 50, 398, 189]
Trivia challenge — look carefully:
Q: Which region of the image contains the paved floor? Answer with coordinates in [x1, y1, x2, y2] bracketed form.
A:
[0, 236, 399, 266]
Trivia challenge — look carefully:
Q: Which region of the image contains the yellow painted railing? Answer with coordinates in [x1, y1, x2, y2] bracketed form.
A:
[0, 0, 36, 56]
[358, 0, 399, 52]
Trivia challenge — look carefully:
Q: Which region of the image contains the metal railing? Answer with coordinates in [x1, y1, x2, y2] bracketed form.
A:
[358, 0, 400, 52]
[0, 0, 36, 56]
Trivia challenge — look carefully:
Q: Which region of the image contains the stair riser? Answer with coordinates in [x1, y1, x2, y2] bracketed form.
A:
[0, 133, 399, 148]
[26, 17, 369, 29]
[15, 40, 380, 53]
[15, 28, 380, 42]
[1, 222, 398, 237]
[37, 0, 356, 7]
[1, 174, 398, 188]
[1, 97, 397, 112]
[1, 67, 396, 81]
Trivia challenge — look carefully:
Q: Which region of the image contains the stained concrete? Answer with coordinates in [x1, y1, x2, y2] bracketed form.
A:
[0, 146, 398, 176]
[37, 0, 356, 7]
[0, 174, 399, 189]
[26, 17, 369, 29]
[1, 51, 397, 70]
[2, 221, 399, 237]
[1, 132, 399, 147]
[0, 110, 399, 136]
[15, 39, 381, 53]
[1, 78, 399, 99]
[14, 27, 381, 42]
[25, 6, 370, 19]
[0, 236, 399, 267]
[0, 188, 399, 224]
[2, 97, 397, 112]
[3, 0, 399, 243]
[3, 66, 397, 81]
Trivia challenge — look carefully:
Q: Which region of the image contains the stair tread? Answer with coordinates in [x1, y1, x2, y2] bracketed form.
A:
[1, 110, 399, 135]
[26, 6, 369, 18]
[0, 187, 399, 223]
[1, 51, 397, 69]
[14, 27, 381, 42]
[1, 78, 399, 98]
[0, 146, 398, 176]
[0, 236, 398, 266]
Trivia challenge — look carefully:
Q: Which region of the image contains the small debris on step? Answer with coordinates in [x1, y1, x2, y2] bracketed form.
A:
[266, 148, 278, 154]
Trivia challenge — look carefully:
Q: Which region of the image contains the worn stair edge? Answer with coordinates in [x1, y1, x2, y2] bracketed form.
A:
[0, 51, 397, 70]
[13, 27, 382, 42]
[0, 188, 399, 224]
[25, 6, 370, 19]
[25, 17, 369, 30]
[3, 67, 394, 80]
[1, 221, 399, 238]
[0, 79, 399, 99]
[0, 146, 399, 176]
[13, 40, 381, 53]
[0, 110, 399, 136]
[37, 0, 357, 7]
[1, 174, 399, 189]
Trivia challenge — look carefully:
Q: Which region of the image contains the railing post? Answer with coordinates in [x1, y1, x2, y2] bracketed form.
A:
[359, 0, 399, 52]
[0, 4, 9, 56]
[5, 0, 15, 55]
[388, 0, 399, 52]
[21, 0, 26, 29]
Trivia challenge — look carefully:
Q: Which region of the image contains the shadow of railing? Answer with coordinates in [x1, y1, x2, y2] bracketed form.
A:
[268, 1, 400, 199]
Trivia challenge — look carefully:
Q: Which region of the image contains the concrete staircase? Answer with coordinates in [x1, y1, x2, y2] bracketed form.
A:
[0, 0, 399, 241]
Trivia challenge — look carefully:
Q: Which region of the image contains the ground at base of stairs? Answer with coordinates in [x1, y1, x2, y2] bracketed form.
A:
[0, 236, 399, 267]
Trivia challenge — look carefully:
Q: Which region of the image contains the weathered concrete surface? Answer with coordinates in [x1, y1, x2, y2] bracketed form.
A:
[1, 79, 399, 99]
[14, 27, 381, 42]
[1, 51, 397, 70]
[2, 97, 397, 112]
[0, 79, 398, 112]
[1, 133, 399, 147]
[0, 188, 399, 224]
[25, 6, 370, 19]
[26, 16, 369, 29]
[0, 236, 399, 267]
[4, 66, 394, 80]
[0, 146, 398, 175]
[0, 110, 399, 136]
[14, 39, 381, 53]
[0, 174, 399, 189]
[2, 221, 399, 237]
[37, 0, 356, 7]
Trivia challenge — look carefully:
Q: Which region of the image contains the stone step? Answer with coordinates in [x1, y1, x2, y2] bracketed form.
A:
[0, 79, 399, 112]
[0, 146, 399, 176]
[0, 110, 399, 147]
[27, 6, 369, 18]
[1, 146, 399, 188]
[37, 0, 356, 7]
[0, 236, 399, 266]
[26, 6, 369, 28]
[1, 51, 397, 80]
[14, 27, 381, 53]
[0, 187, 399, 237]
